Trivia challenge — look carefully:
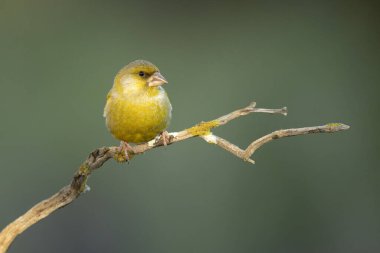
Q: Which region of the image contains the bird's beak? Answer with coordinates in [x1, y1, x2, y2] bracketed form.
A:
[147, 72, 168, 87]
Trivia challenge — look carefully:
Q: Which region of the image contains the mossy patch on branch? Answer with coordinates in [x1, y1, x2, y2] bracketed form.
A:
[186, 120, 219, 136]
[327, 123, 342, 128]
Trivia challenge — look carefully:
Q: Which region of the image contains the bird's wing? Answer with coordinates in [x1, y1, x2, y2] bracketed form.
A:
[103, 91, 112, 118]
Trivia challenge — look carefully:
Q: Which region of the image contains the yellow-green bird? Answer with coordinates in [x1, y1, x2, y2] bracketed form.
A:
[104, 60, 172, 155]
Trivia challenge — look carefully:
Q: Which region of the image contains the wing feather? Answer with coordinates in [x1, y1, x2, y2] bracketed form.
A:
[103, 91, 112, 118]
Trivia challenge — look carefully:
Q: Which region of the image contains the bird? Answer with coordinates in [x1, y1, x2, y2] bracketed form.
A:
[103, 60, 172, 158]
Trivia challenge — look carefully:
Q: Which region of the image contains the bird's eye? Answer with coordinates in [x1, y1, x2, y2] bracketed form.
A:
[138, 71, 145, 77]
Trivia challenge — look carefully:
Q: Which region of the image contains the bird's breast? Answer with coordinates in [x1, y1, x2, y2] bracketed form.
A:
[105, 89, 172, 143]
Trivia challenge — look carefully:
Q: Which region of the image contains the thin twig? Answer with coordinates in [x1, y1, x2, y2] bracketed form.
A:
[0, 102, 349, 253]
[242, 124, 350, 161]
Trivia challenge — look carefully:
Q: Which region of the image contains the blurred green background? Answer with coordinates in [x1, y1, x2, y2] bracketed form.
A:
[0, 0, 379, 252]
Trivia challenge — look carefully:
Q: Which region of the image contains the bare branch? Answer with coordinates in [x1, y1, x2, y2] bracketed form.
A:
[0, 102, 349, 253]
[242, 123, 350, 161]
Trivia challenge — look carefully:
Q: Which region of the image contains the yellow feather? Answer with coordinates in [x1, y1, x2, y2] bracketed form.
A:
[104, 60, 172, 143]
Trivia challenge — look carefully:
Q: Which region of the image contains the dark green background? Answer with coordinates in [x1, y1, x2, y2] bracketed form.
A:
[1, 0, 379, 252]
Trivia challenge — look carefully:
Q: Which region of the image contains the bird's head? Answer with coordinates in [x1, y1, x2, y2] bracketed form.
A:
[115, 60, 168, 91]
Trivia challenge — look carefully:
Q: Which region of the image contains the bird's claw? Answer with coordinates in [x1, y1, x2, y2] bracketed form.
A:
[159, 131, 171, 146]
[115, 141, 133, 162]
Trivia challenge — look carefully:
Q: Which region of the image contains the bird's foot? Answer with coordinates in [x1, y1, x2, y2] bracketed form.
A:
[159, 131, 171, 146]
[115, 141, 134, 162]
